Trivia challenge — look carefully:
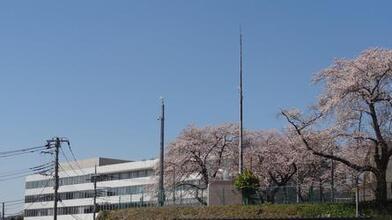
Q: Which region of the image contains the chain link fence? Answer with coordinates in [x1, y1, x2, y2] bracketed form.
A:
[96, 187, 207, 213]
[210, 182, 392, 205]
[93, 182, 391, 214]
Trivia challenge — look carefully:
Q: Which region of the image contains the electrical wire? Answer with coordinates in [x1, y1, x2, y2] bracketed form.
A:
[4, 203, 24, 213]
[1, 200, 25, 215]
[5, 206, 24, 212]
[0, 143, 55, 216]
[0, 145, 47, 155]
[24, 176, 54, 210]
[58, 164, 88, 193]
[0, 167, 52, 179]
[5, 176, 54, 218]
[3, 202, 25, 208]
[0, 170, 35, 178]
[0, 173, 43, 182]
[59, 147, 84, 176]
[4, 210, 24, 217]
[0, 145, 50, 158]
[0, 163, 54, 182]
[67, 144, 86, 174]
[2, 199, 24, 203]
[0, 139, 90, 218]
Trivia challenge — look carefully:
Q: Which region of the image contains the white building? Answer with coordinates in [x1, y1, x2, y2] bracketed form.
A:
[24, 158, 158, 220]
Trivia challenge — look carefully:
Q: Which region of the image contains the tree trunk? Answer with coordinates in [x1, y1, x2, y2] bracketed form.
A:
[375, 169, 387, 210]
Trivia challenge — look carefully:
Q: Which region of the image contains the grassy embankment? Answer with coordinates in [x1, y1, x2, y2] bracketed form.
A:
[97, 202, 392, 220]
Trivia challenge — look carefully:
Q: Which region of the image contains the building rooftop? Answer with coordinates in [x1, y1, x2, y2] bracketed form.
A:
[59, 157, 132, 171]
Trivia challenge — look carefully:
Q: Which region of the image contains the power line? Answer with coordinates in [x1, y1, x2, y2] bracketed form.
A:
[0, 170, 35, 178]
[0, 162, 54, 182]
[0, 145, 47, 155]
[0, 171, 50, 182]
[0, 161, 53, 176]
[30, 162, 55, 174]
[1, 199, 23, 205]
[4, 203, 24, 215]
[58, 164, 86, 193]
[59, 147, 83, 176]
[17, 174, 55, 219]
[67, 144, 86, 175]
[56, 139, 85, 176]
[0, 174, 29, 182]
[0, 146, 49, 158]
[4, 211, 23, 218]
[24, 176, 54, 210]
[3, 202, 24, 208]
[3, 199, 25, 218]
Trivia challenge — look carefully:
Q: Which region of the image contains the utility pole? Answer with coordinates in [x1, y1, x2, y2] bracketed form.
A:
[93, 165, 97, 220]
[2, 202, 4, 220]
[238, 29, 244, 174]
[331, 157, 335, 202]
[87, 165, 100, 220]
[53, 137, 60, 220]
[172, 165, 176, 204]
[46, 137, 70, 220]
[296, 169, 300, 203]
[158, 97, 165, 206]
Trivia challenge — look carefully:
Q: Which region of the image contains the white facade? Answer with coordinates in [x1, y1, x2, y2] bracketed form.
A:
[24, 158, 158, 220]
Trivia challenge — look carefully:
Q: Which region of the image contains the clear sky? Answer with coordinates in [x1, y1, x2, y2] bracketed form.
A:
[0, 0, 391, 212]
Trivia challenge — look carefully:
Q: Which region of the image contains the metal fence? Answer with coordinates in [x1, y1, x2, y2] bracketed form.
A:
[203, 182, 392, 205]
[96, 188, 207, 212]
[259, 185, 356, 204]
[94, 182, 392, 214]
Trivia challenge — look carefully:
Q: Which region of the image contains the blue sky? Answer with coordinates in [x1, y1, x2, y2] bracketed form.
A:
[0, 0, 391, 210]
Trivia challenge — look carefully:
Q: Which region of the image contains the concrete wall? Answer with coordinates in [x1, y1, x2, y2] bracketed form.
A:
[207, 180, 242, 206]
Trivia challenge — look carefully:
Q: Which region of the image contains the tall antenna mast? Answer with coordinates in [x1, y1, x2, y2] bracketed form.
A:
[158, 97, 165, 206]
[239, 28, 244, 174]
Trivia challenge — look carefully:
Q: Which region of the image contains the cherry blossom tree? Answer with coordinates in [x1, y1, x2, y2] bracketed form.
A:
[163, 123, 238, 205]
[282, 48, 392, 208]
[286, 129, 342, 202]
[244, 130, 299, 203]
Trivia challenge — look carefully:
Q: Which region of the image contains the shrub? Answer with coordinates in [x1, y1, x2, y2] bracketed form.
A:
[234, 169, 260, 204]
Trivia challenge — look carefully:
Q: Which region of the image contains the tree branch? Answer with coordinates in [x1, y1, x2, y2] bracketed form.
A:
[281, 110, 378, 174]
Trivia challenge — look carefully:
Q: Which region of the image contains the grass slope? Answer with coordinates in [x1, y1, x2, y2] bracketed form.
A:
[98, 203, 381, 220]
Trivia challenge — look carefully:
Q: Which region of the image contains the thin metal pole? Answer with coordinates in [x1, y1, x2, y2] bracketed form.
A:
[53, 137, 60, 220]
[296, 169, 300, 203]
[238, 29, 244, 174]
[2, 202, 4, 220]
[93, 165, 97, 220]
[172, 166, 176, 204]
[158, 97, 165, 206]
[331, 157, 335, 202]
[355, 176, 360, 217]
[249, 156, 253, 172]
